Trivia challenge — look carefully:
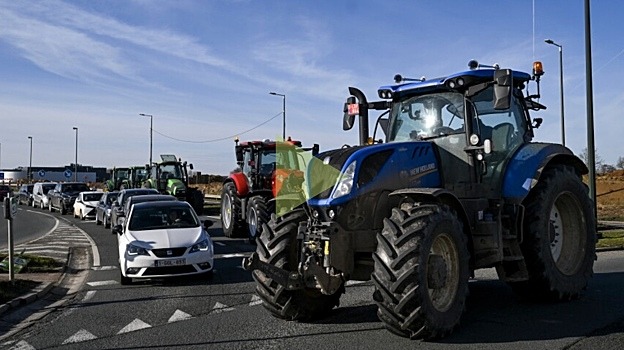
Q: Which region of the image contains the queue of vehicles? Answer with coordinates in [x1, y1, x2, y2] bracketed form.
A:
[10, 175, 215, 285]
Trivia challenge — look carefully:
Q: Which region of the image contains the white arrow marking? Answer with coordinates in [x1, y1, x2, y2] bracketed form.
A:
[212, 302, 234, 313]
[168, 309, 193, 323]
[117, 319, 151, 334]
[249, 294, 263, 306]
[62, 329, 97, 344]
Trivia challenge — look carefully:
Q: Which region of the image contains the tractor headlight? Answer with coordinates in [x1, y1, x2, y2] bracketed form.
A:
[332, 161, 357, 199]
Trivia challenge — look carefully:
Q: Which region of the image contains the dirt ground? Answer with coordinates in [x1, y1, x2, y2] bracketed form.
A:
[595, 170, 624, 221]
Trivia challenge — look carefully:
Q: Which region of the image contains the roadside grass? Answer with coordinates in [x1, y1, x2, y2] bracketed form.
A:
[0, 279, 41, 304]
[0, 254, 62, 272]
[597, 230, 624, 249]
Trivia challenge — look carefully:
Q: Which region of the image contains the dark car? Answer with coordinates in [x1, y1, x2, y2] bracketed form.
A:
[48, 182, 91, 215]
[0, 185, 12, 200]
[110, 188, 159, 233]
[122, 194, 176, 218]
[17, 184, 34, 206]
[95, 191, 119, 228]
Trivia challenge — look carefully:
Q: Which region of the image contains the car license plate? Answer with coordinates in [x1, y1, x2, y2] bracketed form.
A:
[155, 258, 185, 267]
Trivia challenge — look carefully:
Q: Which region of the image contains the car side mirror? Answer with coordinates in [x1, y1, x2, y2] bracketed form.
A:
[113, 225, 123, 234]
[203, 220, 214, 228]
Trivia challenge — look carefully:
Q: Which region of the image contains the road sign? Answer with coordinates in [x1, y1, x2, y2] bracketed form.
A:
[4, 196, 18, 219]
[38, 169, 46, 177]
[64, 169, 73, 179]
[0, 173, 3, 180]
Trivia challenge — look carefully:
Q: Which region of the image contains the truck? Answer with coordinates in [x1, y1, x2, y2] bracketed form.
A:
[243, 60, 596, 339]
[221, 138, 319, 241]
[142, 154, 204, 214]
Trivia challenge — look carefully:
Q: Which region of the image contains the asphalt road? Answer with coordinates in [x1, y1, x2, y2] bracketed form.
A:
[0, 203, 56, 249]
[1, 207, 624, 350]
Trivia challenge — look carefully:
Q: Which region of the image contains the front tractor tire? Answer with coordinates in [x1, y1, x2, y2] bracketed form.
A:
[512, 165, 596, 301]
[253, 209, 343, 321]
[220, 182, 246, 238]
[247, 196, 269, 243]
[372, 203, 470, 340]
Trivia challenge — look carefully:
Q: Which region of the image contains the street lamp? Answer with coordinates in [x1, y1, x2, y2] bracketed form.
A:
[269, 92, 286, 140]
[28, 136, 32, 182]
[73, 127, 78, 181]
[545, 39, 565, 146]
[139, 113, 153, 166]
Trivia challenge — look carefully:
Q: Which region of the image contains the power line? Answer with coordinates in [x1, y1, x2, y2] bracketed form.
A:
[152, 112, 283, 143]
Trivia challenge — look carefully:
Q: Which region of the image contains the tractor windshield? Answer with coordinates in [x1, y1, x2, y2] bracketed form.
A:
[159, 163, 184, 179]
[387, 92, 465, 143]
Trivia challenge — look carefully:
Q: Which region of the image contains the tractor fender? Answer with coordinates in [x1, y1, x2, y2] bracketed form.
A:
[502, 143, 588, 203]
[388, 188, 470, 233]
[228, 172, 249, 197]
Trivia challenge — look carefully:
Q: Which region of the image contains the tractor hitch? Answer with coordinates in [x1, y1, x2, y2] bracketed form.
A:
[243, 253, 303, 290]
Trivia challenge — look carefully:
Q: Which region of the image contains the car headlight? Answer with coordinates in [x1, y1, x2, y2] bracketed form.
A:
[331, 161, 357, 199]
[126, 243, 149, 256]
[190, 238, 211, 253]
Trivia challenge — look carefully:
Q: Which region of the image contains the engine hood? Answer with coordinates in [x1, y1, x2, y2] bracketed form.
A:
[127, 227, 203, 249]
[307, 141, 441, 205]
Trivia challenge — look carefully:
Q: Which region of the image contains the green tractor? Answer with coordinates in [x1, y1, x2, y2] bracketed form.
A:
[106, 167, 130, 191]
[143, 154, 204, 214]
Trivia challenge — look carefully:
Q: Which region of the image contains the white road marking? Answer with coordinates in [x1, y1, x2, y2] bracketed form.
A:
[62, 329, 97, 344]
[249, 294, 262, 306]
[117, 319, 151, 334]
[7, 340, 35, 350]
[79, 227, 100, 267]
[86, 280, 118, 287]
[91, 266, 117, 271]
[168, 309, 193, 323]
[214, 242, 226, 246]
[82, 290, 96, 302]
[214, 253, 251, 259]
[212, 302, 234, 314]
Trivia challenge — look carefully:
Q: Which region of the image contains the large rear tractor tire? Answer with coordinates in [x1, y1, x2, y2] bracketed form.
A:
[253, 209, 343, 320]
[372, 203, 470, 340]
[511, 165, 596, 301]
[220, 182, 247, 238]
[247, 196, 270, 244]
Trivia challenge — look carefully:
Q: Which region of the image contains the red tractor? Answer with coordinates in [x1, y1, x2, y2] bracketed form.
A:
[221, 138, 318, 241]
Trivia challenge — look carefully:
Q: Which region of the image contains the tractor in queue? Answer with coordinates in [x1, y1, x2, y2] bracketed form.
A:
[220, 138, 319, 241]
[142, 154, 204, 214]
[243, 60, 596, 339]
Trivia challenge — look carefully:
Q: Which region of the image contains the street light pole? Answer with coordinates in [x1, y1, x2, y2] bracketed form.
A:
[139, 113, 153, 166]
[73, 127, 78, 181]
[269, 92, 286, 140]
[28, 136, 32, 182]
[545, 39, 565, 146]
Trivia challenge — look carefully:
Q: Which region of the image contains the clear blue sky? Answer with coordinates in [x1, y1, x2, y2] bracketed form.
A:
[1, 1, 622, 175]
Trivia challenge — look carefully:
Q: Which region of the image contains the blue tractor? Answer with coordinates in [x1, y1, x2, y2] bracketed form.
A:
[243, 61, 596, 339]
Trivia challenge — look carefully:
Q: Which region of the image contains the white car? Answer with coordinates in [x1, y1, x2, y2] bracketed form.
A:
[115, 200, 214, 285]
[73, 191, 104, 220]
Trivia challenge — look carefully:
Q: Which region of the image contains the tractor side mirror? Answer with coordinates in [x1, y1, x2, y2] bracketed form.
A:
[235, 146, 244, 163]
[493, 69, 512, 110]
[343, 96, 357, 131]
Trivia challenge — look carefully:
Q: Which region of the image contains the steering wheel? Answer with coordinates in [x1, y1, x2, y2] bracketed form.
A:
[433, 126, 455, 135]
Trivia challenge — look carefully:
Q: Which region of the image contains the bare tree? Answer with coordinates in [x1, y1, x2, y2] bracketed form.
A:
[578, 148, 606, 173]
[617, 156, 624, 170]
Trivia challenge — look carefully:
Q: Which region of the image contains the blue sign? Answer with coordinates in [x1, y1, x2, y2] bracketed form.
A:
[0, 173, 3, 180]
[64, 169, 73, 179]
[38, 170, 46, 177]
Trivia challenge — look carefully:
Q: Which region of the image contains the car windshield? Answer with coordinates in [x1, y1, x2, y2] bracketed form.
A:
[129, 206, 199, 231]
[83, 193, 103, 202]
[106, 194, 118, 205]
[63, 184, 90, 192]
[42, 184, 56, 193]
[388, 92, 465, 142]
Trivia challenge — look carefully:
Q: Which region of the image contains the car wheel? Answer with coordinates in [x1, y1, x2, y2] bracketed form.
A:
[80, 210, 85, 220]
[60, 204, 67, 215]
[48, 201, 54, 212]
[96, 213, 102, 225]
[104, 216, 110, 229]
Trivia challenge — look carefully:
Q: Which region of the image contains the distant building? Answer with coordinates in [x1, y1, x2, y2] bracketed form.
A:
[0, 164, 108, 184]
